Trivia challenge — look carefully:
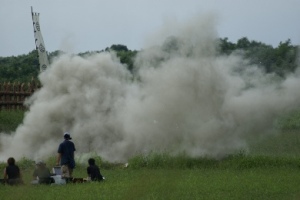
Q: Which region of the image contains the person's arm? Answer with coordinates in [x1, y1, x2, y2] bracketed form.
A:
[56, 153, 61, 166]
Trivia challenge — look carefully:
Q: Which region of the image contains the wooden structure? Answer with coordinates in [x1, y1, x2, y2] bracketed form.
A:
[0, 79, 39, 110]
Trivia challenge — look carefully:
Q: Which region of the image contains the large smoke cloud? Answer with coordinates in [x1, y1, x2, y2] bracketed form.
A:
[0, 14, 299, 162]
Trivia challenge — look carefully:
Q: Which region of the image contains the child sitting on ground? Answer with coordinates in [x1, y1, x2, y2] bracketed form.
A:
[31, 161, 54, 184]
[3, 157, 24, 185]
[87, 158, 104, 181]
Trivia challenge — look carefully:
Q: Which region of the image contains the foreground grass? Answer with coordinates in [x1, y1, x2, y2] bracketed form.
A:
[1, 168, 300, 200]
[1, 111, 300, 199]
[1, 154, 300, 200]
[1, 134, 300, 200]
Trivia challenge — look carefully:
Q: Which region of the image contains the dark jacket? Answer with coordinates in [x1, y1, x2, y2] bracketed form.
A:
[87, 165, 104, 181]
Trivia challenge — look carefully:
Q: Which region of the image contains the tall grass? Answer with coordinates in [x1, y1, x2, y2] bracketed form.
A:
[128, 152, 300, 170]
[0, 109, 300, 171]
[1, 110, 300, 199]
[0, 152, 299, 174]
[276, 109, 300, 130]
[0, 110, 25, 133]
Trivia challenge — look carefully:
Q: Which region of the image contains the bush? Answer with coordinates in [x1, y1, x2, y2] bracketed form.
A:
[0, 110, 25, 132]
[275, 110, 300, 130]
[128, 151, 300, 170]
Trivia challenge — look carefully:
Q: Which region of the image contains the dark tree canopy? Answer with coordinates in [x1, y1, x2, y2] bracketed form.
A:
[107, 44, 129, 52]
[219, 37, 298, 76]
[0, 38, 298, 82]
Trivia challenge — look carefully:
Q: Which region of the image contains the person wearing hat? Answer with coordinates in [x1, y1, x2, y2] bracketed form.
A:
[56, 132, 76, 179]
[31, 161, 54, 184]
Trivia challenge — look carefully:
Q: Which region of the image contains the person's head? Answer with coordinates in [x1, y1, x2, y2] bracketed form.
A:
[63, 132, 72, 140]
[88, 158, 96, 166]
[7, 157, 15, 166]
[36, 160, 46, 168]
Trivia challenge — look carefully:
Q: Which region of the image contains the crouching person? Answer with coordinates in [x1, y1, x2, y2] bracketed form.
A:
[3, 157, 24, 185]
[87, 158, 104, 181]
[31, 161, 54, 185]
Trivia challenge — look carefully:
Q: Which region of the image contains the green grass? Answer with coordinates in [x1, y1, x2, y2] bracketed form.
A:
[249, 130, 300, 157]
[1, 168, 300, 200]
[0, 110, 25, 133]
[1, 153, 300, 200]
[1, 110, 300, 199]
[276, 110, 300, 130]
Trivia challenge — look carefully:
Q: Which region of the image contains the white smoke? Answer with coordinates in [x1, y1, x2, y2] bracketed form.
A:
[0, 14, 299, 162]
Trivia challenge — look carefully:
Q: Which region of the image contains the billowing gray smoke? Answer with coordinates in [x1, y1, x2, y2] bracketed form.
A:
[0, 14, 299, 162]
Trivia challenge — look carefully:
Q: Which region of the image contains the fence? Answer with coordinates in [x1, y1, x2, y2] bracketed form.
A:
[0, 80, 39, 110]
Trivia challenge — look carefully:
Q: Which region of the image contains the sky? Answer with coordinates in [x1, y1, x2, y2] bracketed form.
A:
[0, 0, 299, 57]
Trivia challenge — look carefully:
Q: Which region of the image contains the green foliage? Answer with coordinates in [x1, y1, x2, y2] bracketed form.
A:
[219, 37, 299, 76]
[2, 151, 299, 173]
[128, 154, 148, 169]
[109, 44, 129, 52]
[128, 151, 300, 170]
[0, 50, 39, 83]
[1, 38, 298, 82]
[17, 157, 36, 170]
[249, 130, 300, 159]
[105, 44, 137, 71]
[0, 110, 25, 132]
[116, 50, 137, 71]
[275, 110, 300, 130]
[236, 37, 251, 49]
[219, 37, 236, 54]
[221, 153, 300, 169]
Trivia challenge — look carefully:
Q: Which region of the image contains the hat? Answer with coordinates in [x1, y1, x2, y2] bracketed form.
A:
[64, 132, 72, 140]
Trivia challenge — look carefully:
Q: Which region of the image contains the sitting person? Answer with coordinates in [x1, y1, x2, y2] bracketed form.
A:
[31, 161, 54, 184]
[3, 157, 24, 185]
[87, 158, 104, 181]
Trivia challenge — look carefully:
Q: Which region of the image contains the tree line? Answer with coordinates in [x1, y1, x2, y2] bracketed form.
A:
[0, 37, 298, 83]
[219, 37, 298, 76]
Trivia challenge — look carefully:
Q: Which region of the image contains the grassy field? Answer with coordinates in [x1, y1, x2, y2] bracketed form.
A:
[1, 151, 300, 200]
[0, 110, 300, 199]
[1, 167, 300, 200]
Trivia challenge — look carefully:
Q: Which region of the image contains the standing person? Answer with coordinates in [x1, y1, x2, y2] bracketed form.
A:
[31, 161, 54, 184]
[87, 158, 104, 181]
[3, 157, 24, 185]
[56, 132, 76, 179]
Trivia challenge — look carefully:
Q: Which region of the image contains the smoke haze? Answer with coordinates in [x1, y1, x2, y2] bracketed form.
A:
[0, 14, 300, 162]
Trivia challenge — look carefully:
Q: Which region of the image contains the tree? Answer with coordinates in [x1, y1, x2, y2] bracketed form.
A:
[274, 39, 298, 73]
[106, 44, 137, 72]
[218, 37, 236, 55]
[236, 37, 251, 49]
[108, 44, 128, 52]
[0, 50, 39, 82]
